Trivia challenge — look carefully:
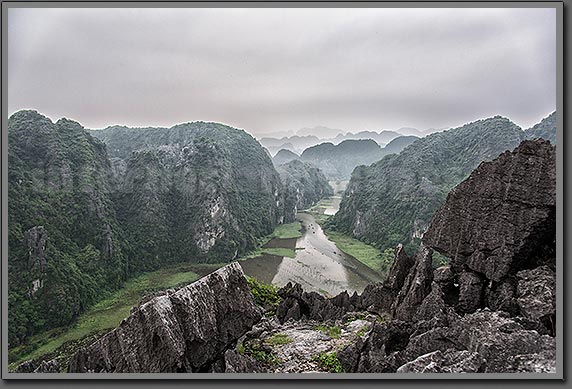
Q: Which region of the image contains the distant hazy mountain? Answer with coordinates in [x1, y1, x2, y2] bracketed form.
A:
[382, 135, 419, 154]
[524, 111, 556, 144]
[259, 135, 321, 155]
[298, 136, 417, 180]
[273, 149, 299, 166]
[395, 127, 424, 137]
[330, 130, 402, 146]
[297, 125, 344, 138]
[300, 139, 382, 179]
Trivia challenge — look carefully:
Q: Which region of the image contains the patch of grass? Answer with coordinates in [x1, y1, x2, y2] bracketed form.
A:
[237, 221, 302, 260]
[305, 198, 388, 275]
[356, 326, 369, 337]
[345, 313, 367, 323]
[265, 333, 292, 346]
[246, 276, 282, 313]
[244, 343, 281, 366]
[9, 264, 201, 367]
[312, 352, 344, 373]
[318, 289, 332, 298]
[314, 324, 341, 339]
[270, 221, 303, 239]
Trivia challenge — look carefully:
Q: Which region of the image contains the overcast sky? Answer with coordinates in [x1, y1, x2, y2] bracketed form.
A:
[8, 7, 556, 137]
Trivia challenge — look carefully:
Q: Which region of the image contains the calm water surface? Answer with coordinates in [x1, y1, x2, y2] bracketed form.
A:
[239, 201, 382, 296]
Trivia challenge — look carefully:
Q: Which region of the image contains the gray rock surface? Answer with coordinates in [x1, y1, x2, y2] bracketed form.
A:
[423, 139, 556, 282]
[68, 263, 262, 373]
[396, 349, 485, 373]
[391, 244, 433, 321]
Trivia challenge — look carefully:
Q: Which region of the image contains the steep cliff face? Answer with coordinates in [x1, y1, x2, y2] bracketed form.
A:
[332, 116, 527, 252]
[422, 139, 556, 317]
[8, 110, 126, 346]
[277, 160, 333, 222]
[92, 122, 285, 263]
[264, 139, 557, 373]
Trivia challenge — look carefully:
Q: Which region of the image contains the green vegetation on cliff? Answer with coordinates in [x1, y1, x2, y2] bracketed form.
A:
[9, 263, 202, 367]
[7, 111, 288, 349]
[331, 115, 545, 253]
[277, 160, 333, 222]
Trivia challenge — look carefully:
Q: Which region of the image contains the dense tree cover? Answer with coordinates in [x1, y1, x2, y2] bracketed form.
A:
[272, 149, 299, 166]
[277, 160, 333, 222]
[8, 113, 289, 347]
[524, 111, 556, 144]
[330, 115, 556, 254]
[300, 137, 418, 180]
[8, 111, 126, 347]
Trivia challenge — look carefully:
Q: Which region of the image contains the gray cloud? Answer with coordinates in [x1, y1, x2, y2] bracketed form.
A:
[8, 7, 556, 136]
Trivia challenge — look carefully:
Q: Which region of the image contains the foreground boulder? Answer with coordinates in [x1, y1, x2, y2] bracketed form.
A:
[68, 263, 262, 373]
[423, 139, 555, 283]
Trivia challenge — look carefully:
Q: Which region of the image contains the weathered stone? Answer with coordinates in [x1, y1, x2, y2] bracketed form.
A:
[423, 139, 556, 282]
[485, 276, 519, 316]
[396, 349, 485, 373]
[359, 283, 396, 315]
[24, 226, 48, 273]
[68, 263, 262, 373]
[33, 359, 60, 373]
[383, 244, 416, 291]
[433, 266, 454, 284]
[516, 265, 556, 334]
[14, 360, 36, 373]
[450, 309, 556, 373]
[359, 244, 415, 316]
[276, 283, 358, 323]
[354, 320, 413, 373]
[403, 327, 465, 362]
[456, 271, 485, 313]
[412, 282, 447, 322]
[392, 244, 433, 321]
[223, 350, 267, 373]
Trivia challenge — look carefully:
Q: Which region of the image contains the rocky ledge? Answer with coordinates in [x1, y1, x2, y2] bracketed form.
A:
[68, 262, 262, 373]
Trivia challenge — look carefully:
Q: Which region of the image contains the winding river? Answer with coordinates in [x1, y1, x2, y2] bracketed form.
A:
[239, 200, 383, 296]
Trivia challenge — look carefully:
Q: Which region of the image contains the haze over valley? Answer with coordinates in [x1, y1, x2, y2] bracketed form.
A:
[6, 6, 558, 375]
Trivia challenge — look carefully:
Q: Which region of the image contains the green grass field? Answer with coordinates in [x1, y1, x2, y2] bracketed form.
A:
[269, 220, 303, 239]
[9, 263, 204, 367]
[238, 221, 302, 260]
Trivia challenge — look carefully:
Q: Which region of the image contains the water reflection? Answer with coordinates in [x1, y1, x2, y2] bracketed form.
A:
[239, 212, 382, 296]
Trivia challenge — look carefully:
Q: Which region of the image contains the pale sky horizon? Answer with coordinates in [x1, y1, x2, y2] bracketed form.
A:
[8, 7, 557, 137]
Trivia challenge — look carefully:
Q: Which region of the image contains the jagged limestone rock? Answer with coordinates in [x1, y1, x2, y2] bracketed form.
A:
[68, 263, 262, 373]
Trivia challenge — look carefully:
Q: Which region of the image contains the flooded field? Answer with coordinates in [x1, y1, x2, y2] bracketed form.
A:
[239, 212, 382, 296]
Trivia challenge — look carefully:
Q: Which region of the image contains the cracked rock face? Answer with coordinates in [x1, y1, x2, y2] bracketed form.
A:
[68, 263, 262, 373]
[423, 139, 556, 282]
[396, 349, 485, 373]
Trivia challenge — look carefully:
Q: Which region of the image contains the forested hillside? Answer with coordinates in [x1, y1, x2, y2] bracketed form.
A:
[331, 115, 556, 253]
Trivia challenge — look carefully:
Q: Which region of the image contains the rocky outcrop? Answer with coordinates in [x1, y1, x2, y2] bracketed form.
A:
[423, 139, 556, 282]
[276, 283, 361, 323]
[396, 350, 485, 373]
[24, 226, 48, 273]
[339, 139, 557, 373]
[391, 244, 433, 321]
[68, 263, 262, 373]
